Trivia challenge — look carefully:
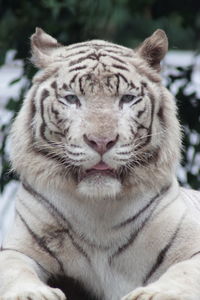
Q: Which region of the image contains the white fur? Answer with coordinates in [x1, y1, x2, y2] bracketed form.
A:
[1, 29, 200, 300]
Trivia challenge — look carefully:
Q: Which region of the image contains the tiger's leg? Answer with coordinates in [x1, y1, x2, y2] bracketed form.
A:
[122, 254, 200, 300]
[0, 250, 66, 300]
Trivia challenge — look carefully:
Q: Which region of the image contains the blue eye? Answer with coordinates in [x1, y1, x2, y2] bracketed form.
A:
[64, 94, 81, 106]
[120, 94, 136, 105]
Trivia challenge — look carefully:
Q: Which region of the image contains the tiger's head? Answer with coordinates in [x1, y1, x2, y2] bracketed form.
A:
[10, 28, 181, 200]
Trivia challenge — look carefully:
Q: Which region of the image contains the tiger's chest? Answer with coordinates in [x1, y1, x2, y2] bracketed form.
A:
[41, 195, 186, 300]
[43, 217, 161, 300]
[16, 184, 185, 300]
[52, 241, 145, 300]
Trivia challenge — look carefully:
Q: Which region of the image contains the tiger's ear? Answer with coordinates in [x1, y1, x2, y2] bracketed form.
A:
[137, 29, 168, 72]
[31, 28, 62, 68]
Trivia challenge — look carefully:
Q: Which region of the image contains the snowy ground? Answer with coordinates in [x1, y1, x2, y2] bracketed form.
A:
[0, 50, 200, 245]
[0, 50, 28, 129]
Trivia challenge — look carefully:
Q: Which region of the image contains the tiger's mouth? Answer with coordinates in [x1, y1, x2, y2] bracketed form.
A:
[79, 161, 117, 181]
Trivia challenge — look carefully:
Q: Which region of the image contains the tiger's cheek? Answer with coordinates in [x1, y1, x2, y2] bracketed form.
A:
[61, 110, 84, 143]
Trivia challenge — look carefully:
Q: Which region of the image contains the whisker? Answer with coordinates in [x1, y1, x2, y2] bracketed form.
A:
[133, 130, 164, 146]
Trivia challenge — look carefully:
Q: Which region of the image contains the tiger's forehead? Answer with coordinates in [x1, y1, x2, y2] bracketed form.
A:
[57, 40, 140, 96]
[64, 39, 134, 57]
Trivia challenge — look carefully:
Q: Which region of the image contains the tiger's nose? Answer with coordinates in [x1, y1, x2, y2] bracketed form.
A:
[83, 134, 119, 155]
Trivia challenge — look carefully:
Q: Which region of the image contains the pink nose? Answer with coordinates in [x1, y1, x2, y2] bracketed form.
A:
[83, 134, 119, 154]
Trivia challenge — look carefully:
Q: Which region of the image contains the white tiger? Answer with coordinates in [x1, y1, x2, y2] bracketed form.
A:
[0, 28, 200, 300]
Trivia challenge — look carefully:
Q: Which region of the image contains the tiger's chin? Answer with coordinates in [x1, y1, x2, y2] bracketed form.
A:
[76, 174, 122, 199]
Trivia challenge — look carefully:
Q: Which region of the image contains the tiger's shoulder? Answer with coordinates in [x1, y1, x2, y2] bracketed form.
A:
[180, 187, 200, 217]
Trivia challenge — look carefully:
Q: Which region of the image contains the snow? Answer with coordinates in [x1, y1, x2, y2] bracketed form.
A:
[0, 50, 28, 129]
[0, 181, 17, 244]
[0, 50, 200, 245]
[163, 51, 200, 97]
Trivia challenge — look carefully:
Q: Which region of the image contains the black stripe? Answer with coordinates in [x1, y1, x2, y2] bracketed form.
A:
[58, 99, 68, 107]
[65, 50, 87, 60]
[116, 151, 132, 155]
[109, 186, 171, 265]
[91, 62, 99, 72]
[64, 126, 70, 136]
[113, 185, 171, 229]
[40, 89, 50, 142]
[191, 251, 200, 258]
[51, 81, 57, 90]
[58, 98, 68, 107]
[35, 89, 71, 160]
[130, 126, 136, 137]
[141, 81, 148, 88]
[57, 117, 69, 125]
[62, 83, 69, 90]
[117, 72, 129, 85]
[140, 84, 145, 97]
[66, 150, 85, 156]
[109, 55, 127, 64]
[157, 105, 166, 128]
[28, 87, 38, 133]
[48, 118, 65, 137]
[51, 105, 59, 119]
[16, 210, 65, 273]
[65, 42, 132, 58]
[109, 211, 155, 265]
[68, 43, 125, 51]
[99, 44, 125, 51]
[66, 42, 91, 51]
[130, 81, 136, 89]
[137, 108, 146, 118]
[69, 65, 87, 72]
[112, 64, 129, 71]
[22, 182, 91, 260]
[143, 213, 186, 285]
[22, 182, 72, 228]
[22, 182, 109, 251]
[70, 144, 82, 148]
[132, 118, 148, 130]
[104, 48, 132, 57]
[29, 89, 71, 166]
[66, 43, 91, 51]
[51, 130, 65, 137]
[133, 92, 155, 150]
[69, 74, 78, 88]
[79, 77, 84, 94]
[130, 97, 143, 107]
[51, 81, 59, 100]
[32, 145, 70, 167]
[115, 74, 120, 95]
[143, 92, 155, 146]
[30, 95, 36, 123]
[63, 227, 91, 262]
[114, 158, 130, 162]
[69, 54, 96, 66]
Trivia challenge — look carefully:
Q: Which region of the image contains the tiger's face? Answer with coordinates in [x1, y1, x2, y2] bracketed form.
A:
[11, 29, 181, 199]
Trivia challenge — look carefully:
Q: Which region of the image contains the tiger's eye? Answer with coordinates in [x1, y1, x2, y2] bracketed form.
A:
[64, 94, 80, 106]
[120, 94, 136, 105]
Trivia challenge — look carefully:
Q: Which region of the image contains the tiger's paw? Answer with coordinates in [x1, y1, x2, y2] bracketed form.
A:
[121, 286, 190, 300]
[0, 285, 66, 300]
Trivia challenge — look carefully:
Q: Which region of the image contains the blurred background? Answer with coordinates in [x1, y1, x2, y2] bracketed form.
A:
[0, 0, 200, 241]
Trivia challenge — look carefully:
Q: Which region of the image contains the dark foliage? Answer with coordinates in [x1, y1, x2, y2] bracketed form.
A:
[48, 275, 99, 300]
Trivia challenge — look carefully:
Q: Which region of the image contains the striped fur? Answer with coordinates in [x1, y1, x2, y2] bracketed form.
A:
[1, 28, 200, 300]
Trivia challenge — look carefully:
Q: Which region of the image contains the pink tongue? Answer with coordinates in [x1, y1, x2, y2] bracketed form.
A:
[92, 161, 111, 170]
